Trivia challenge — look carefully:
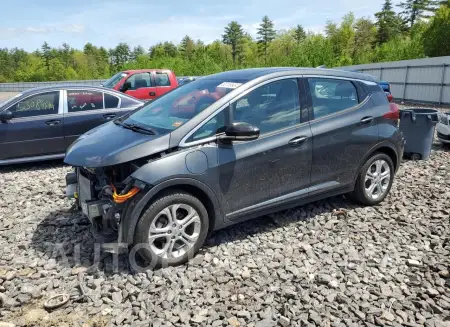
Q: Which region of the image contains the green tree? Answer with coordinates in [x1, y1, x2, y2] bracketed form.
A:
[422, 1, 450, 56]
[353, 18, 377, 63]
[257, 16, 276, 63]
[222, 21, 244, 66]
[112, 43, 130, 69]
[41, 41, 51, 71]
[179, 35, 195, 59]
[398, 0, 438, 27]
[163, 42, 178, 57]
[375, 0, 403, 44]
[131, 46, 145, 61]
[294, 24, 306, 44]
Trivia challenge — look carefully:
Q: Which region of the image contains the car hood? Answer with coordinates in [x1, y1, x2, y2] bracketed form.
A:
[64, 121, 171, 168]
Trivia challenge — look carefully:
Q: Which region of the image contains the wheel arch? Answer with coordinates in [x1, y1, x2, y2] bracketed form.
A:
[353, 141, 400, 187]
[120, 178, 223, 245]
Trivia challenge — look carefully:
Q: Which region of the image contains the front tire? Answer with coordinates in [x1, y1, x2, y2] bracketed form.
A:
[351, 153, 394, 206]
[134, 190, 209, 268]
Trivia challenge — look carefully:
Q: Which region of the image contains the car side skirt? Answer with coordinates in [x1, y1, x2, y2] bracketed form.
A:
[220, 184, 354, 228]
[0, 153, 65, 165]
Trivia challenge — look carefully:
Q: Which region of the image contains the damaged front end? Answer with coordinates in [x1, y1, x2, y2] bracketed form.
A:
[65, 162, 148, 252]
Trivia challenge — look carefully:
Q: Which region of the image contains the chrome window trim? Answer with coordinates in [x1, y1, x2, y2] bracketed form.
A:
[3, 89, 62, 118]
[179, 74, 304, 147]
[304, 74, 378, 86]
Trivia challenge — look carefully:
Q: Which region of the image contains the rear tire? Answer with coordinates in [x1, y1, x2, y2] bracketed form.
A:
[350, 153, 394, 206]
[134, 190, 209, 269]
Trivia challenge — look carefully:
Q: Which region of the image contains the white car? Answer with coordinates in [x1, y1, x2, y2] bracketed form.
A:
[437, 112, 450, 144]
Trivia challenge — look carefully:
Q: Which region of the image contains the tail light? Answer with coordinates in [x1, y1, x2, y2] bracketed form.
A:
[384, 103, 400, 122]
[387, 93, 393, 102]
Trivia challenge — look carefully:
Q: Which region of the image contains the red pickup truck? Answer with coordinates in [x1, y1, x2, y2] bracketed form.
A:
[102, 69, 178, 101]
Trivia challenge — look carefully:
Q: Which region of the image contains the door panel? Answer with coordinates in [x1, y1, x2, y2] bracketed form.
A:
[0, 114, 64, 160]
[212, 77, 312, 216]
[153, 72, 173, 97]
[63, 89, 107, 147]
[306, 78, 379, 191]
[63, 110, 109, 147]
[216, 125, 313, 216]
[123, 72, 157, 100]
[0, 91, 64, 160]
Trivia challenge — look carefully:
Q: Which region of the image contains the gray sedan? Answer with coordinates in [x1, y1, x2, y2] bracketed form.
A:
[0, 86, 143, 165]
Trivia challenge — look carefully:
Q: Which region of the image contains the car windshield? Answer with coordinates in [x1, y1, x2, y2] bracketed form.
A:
[103, 72, 128, 88]
[123, 77, 247, 134]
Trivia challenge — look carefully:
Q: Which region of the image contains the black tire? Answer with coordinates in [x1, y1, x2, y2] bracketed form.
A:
[133, 190, 209, 269]
[350, 152, 395, 206]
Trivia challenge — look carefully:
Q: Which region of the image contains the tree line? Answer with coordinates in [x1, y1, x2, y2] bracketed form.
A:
[0, 0, 448, 83]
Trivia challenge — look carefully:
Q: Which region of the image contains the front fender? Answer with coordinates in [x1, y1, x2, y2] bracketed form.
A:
[120, 177, 223, 245]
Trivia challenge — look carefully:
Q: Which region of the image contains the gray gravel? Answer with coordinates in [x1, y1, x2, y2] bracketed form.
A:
[0, 124, 450, 326]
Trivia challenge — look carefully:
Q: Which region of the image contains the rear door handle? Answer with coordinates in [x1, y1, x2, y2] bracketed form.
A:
[149, 92, 156, 96]
[288, 136, 308, 146]
[360, 116, 374, 124]
[103, 113, 116, 120]
[45, 119, 61, 126]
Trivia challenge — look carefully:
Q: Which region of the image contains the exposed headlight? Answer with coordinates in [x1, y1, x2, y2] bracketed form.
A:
[439, 114, 449, 125]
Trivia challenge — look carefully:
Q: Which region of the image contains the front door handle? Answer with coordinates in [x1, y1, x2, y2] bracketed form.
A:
[45, 119, 61, 126]
[360, 116, 374, 124]
[103, 113, 116, 120]
[288, 136, 308, 146]
[149, 92, 156, 96]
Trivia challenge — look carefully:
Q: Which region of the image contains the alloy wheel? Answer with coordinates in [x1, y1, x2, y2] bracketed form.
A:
[148, 204, 201, 259]
[364, 159, 391, 200]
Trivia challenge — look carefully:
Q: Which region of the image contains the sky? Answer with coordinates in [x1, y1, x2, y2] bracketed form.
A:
[0, 0, 388, 51]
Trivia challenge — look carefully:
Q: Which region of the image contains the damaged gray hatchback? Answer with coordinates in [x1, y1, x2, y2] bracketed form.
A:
[64, 68, 404, 268]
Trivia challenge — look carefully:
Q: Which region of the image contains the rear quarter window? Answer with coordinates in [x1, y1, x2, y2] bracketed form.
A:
[370, 90, 389, 107]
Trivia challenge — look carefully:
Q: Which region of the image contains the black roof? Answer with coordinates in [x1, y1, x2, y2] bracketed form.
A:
[204, 67, 378, 82]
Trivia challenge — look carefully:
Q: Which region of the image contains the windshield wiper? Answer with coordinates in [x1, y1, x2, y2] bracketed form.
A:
[122, 123, 155, 135]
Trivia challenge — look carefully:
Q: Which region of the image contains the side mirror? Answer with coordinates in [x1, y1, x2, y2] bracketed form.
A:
[121, 82, 131, 92]
[220, 122, 260, 142]
[0, 110, 13, 122]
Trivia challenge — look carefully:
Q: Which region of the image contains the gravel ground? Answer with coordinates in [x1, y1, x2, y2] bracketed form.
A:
[0, 109, 449, 327]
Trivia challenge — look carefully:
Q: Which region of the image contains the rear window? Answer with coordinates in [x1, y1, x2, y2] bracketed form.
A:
[155, 73, 171, 86]
[105, 93, 120, 108]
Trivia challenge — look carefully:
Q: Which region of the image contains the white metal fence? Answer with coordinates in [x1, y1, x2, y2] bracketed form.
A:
[0, 79, 106, 92]
[338, 56, 450, 105]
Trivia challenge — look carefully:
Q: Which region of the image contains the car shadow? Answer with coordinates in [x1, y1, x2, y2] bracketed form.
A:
[30, 206, 139, 275]
[203, 194, 358, 249]
[30, 194, 357, 275]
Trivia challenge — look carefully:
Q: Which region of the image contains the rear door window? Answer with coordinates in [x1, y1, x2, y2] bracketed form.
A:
[8, 91, 59, 118]
[125, 73, 153, 90]
[307, 78, 358, 119]
[154, 72, 171, 86]
[67, 90, 104, 112]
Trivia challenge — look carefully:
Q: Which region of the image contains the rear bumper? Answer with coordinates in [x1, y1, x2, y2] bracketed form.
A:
[396, 132, 406, 172]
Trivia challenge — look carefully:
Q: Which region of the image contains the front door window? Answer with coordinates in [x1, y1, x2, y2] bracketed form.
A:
[8, 92, 59, 118]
